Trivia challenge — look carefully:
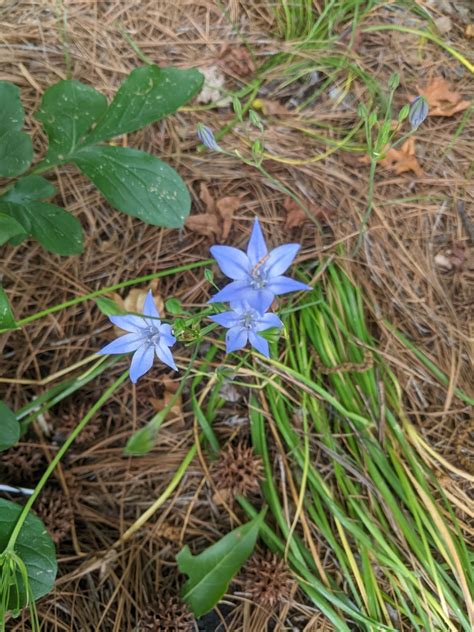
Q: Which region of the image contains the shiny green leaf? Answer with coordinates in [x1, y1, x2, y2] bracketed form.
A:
[0, 176, 83, 255]
[0, 499, 57, 609]
[0, 285, 16, 330]
[0, 213, 26, 246]
[86, 65, 204, 143]
[0, 81, 33, 177]
[74, 145, 190, 227]
[178, 509, 265, 617]
[35, 80, 107, 164]
[0, 401, 20, 452]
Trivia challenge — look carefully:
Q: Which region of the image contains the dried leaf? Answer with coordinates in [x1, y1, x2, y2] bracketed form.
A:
[112, 281, 164, 334]
[435, 242, 468, 272]
[219, 44, 255, 77]
[150, 389, 184, 427]
[212, 487, 233, 506]
[283, 196, 332, 229]
[255, 98, 289, 116]
[216, 196, 241, 239]
[465, 24, 474, 38]
[413, 77, 470, 117]
[191, 183, 242, 240]
[434, 16, 452, 34]
[199, 182, 216, 214]
[185, 213, 220, 238]
[379, 137, 423, 177]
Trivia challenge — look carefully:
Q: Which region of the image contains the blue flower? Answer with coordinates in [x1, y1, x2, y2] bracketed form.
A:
[197, 124, 222, 152]
[209, 217, 311, 310]
[409, 96, 429, 129]
[98, 290, 177, 382]
[210, 301, 282, 358]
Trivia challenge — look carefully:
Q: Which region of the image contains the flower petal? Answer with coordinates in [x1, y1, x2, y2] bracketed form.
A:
[209, 311, 240, 329]
[155, 341, 177, 371]
[266, 275, 311, 295]
[129, 344, 155, 383]
[143, 290, 160, 320]
[242, 289, 274, 314]
[246, 218, 268, 267]
[159, 323, 176, 346]
[264, 244, 300, 277]
[109, 314, 146, 333]
[256, 312, 283, 331]
[225, 326, 248, 353]
[210, 246, 250, 280]
[98, 333, 144, 355]
[208, 280, 251, 304]
[249, 331, 270, 357]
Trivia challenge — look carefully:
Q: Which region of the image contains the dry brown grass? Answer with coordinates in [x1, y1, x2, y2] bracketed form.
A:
[0, 0, 473, 630]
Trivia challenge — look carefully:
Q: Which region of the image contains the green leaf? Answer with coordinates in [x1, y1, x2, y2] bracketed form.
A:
[74, 145, 191, 227]
[95, 296, 125, 317]
[35, 80, 107, 164]
[0, 81, 25, 134]
[0, 401, 20, 452]
[0, 129, 33, 178]
[0, 213, 26, 246]
[177, 509, 266, 617]
[86, 65, 204, 144]
[0, 285, 16, 330]
[0, 499, 57, 609]
[124, 426, 156, 456]
[165, 298, 184, 315]
[0, 82, 33, 177]
[0, 176, 83, 255]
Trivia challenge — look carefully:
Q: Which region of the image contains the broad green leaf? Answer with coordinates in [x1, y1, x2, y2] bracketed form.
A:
[86, 65, 204, 144]
[3, 175, 56, 202]
[0, 285, 16, 330]
[0, 81, 25, 134]
[0, 499, 57, 609]
[177, 509, 266, 617]
[0, 176, 83, 255]
[75, 145, 191, 227]
[35, 80, 107, 164]
[0, 213, 26, 246]
[0, 401, 20, 451]
[0, 129, 33, 178]
[0, 82, 33, 177]
[95, 296, 125, 317]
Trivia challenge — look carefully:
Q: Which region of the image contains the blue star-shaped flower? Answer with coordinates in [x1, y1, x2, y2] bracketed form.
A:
[210, 301, 283, 358]
[209, 218, 310, 310]
[98, 290, 177, 383]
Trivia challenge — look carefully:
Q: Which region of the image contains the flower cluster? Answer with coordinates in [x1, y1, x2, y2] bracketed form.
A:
[99, 218, 309, 380]
[208, 218, 310, 357]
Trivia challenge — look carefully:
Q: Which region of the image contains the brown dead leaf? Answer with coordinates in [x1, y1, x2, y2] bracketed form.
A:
[283, 196, 332, 229]
[111, 281, 164, 335]
[187, 183, 242, 240]
[212, 487, 233, 506]
[216, 196, 242, 240]
[150, 389, 184, 428]
[435, 242, 468, 272]
[465, 24, 474, 38]
[219, 44, 255, 77]
[257, 98, 290, 116]
[412, 77, 470, 117]
[379, 137, 423, 177]
[185, 213, 220, 238]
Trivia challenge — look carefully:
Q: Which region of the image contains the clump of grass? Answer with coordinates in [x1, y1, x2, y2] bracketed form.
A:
[233, 262, 473, 631]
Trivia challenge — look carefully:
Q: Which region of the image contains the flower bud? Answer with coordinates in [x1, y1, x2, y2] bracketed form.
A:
[409, 96, 429, 129]
[197, 124, 222, 152]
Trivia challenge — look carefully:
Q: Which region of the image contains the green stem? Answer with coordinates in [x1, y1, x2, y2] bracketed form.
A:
[5, 370, 129, 551]
[1, 259, 212, 334]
